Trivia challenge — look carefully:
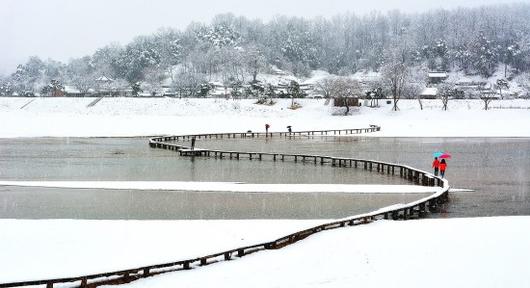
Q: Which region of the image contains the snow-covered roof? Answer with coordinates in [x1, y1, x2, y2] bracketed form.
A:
[428, 72, 448, 78]
[420, 87, 438, 96]
[95, 76, 114, 82]
[209, 81, 224, 87]
[271, 67, 288, 76]
[64, 85, 81, 94]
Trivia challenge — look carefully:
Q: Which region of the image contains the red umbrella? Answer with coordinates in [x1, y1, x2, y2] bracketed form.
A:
[439, 152, 451, 159]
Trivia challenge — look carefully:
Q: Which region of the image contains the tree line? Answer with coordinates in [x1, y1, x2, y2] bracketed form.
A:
[1, 3, 530, 97]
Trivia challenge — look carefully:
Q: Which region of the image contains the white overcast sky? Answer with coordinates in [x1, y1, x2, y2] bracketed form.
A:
[0, 0, 525, 75]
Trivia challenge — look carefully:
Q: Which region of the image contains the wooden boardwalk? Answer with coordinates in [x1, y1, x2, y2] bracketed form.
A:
[0, 125, 450, 288]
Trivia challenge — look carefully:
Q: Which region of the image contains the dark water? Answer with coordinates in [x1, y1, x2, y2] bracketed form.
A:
[195, 136, 530, 217]
[0, 136, 528, 219]
[0, 137, 407, 185]
[0, 186, 426, 220]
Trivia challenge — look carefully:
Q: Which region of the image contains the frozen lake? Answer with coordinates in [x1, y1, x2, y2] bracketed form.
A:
[0, 136, 528, 219]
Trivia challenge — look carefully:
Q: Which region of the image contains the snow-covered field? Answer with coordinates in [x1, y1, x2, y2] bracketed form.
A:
[0, 219, 325, 283]
[118, 217, 530, 288]
[1, 97, 529, 138]
[2, 217, 528, 287]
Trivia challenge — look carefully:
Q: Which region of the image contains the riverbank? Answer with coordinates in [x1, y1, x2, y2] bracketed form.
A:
[2, 217, 528, 287]
[1, 97, 529, 138]
[121, 216, 530, 288]
[0, 219, 324, 283]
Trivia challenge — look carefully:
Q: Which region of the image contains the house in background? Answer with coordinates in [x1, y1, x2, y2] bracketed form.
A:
[63, 85, 82, 97]
[333, 97, 359, 107]
[428, 71, 448, 85]
[95, 76, 114, 95]
[420, 87, 438, 99]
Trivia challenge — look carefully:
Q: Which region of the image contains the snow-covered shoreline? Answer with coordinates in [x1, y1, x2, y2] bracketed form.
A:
[0, 181, 441, 194]
[121, 216, 530, 288]
[2, 217, 528, 287]
[0, 219, 326, 282]
[1, 97, 530, 138]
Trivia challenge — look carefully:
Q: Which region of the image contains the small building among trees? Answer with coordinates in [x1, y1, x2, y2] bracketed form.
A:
[63, 85, 83, 97]
[333, 97, 359, 107]
[419, 87, 438, 99]
[428, 71, 448, 84]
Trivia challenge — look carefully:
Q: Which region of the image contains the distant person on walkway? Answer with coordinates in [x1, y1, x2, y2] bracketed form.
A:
[439, 159, 447, 178]
[432, 157, 440, 176]
[265, 123, 270, 137]
[191, 137, 196, 151]
[287, 125, 292, 133]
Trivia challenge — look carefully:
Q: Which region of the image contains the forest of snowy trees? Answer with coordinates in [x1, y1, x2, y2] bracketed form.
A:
[1, 3, 530, 97]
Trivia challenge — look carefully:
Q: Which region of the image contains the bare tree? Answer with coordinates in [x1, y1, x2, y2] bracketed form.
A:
[478, 86, 495, 110]
[143, 66, 166, 96]
[403, 82, 424, 110]
[438, 75, 458, 111]
[481, 95, 495, 110]
[70, 75, 94, 95]
[245, 45, 267, 82]
[381, 48, 409, 111]
[172, 70, 205, 98]
[406, 65, 428, 110]
[315, 76, 336, 99]
[328, 77, 361, 115]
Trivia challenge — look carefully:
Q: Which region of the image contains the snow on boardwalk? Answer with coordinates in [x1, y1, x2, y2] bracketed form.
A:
[119, 217, 530, 288]
[0, 181, 441, 194]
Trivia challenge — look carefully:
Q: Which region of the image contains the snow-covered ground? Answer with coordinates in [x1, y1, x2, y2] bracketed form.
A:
[1, 97, 529, 138]
[0, 181, 441, 194]
[1, 95, 528, 287]
[0, 219, 326, 283]
[118, 216, 530, 288]
[2, 217, 527, 287]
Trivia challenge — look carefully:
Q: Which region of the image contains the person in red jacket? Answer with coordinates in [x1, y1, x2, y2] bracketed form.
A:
[432, 157, 440, 176]
[439, 159, 447, 178]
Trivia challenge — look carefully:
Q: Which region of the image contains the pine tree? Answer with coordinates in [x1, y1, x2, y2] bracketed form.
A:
[472, 32, 498, 77]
